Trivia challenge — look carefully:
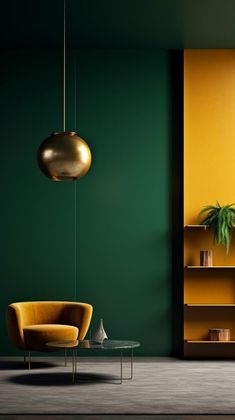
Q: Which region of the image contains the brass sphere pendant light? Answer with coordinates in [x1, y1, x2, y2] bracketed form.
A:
[37, 0, 92, 181]
[38, 131, 91, 181]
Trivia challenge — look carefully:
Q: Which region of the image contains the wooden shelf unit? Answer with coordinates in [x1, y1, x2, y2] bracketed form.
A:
[184, 225, 235, 358]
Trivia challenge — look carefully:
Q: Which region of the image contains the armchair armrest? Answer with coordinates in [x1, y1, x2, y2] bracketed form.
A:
[65, 303, 93, 340]
[6, 303, 25, 349]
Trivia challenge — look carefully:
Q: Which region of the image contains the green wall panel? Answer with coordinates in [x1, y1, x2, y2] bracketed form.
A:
[0, 49, 171, 356]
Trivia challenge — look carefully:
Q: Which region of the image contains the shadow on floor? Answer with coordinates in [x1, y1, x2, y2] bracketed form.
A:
[0, 361, 56, 370]
[7, 371, 118, 386]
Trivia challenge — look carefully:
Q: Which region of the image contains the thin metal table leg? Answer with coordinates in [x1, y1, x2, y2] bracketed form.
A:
[130, 348, 133, 379]
[28, 351, 31, 370]
[24, 355, 26, 364]
[122, 348, 133, 380]
[120, 350, 123, 384]
[72, 349, 76, 384]
[72, 350, 74, 384]
[64, 350, 67, 367]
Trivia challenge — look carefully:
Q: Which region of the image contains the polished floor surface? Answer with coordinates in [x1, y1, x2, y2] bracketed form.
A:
[1, 357, 235, 415]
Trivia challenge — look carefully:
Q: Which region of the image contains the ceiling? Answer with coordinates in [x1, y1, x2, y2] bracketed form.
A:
[1, 0, 235, 49]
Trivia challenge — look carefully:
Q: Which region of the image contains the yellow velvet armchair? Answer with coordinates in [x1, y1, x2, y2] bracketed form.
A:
[6, 301, 93, 366]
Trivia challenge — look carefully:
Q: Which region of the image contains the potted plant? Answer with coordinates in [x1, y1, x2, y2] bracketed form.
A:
[199, 202, 235, 254]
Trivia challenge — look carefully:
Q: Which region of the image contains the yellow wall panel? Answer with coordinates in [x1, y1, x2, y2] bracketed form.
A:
[184, 49, 235, 225]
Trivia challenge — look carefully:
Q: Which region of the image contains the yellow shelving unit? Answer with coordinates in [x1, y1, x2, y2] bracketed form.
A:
[184, 50, 235, 358]
[184, 225, 235, 358]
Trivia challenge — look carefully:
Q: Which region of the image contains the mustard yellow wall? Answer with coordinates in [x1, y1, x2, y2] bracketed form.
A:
[184, 49, 235, 266]
[184, 49, 235, 225]
[184, 50, 235, 357]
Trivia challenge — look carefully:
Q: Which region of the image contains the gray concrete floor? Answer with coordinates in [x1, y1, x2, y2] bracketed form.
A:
[1, 357, 235, 415]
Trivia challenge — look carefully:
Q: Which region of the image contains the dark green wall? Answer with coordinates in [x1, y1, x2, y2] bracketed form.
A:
[0, 49, 171, 356]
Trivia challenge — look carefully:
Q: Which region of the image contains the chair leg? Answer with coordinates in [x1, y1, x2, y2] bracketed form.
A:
[64, 350, 67, 367]
[28, 351, 31, 370]
[23, 355, 26, 364]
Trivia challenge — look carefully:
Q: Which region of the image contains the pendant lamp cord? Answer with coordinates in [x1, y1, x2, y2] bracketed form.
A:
[74, 181, 77, 301]
[63, 0, 66, 131]
[74, 50, 77, 302]
[74, 50, 77, 132]
[64, 0, 77, 301]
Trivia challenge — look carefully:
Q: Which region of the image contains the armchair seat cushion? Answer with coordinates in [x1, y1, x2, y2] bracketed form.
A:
[23, 324, 78, 351]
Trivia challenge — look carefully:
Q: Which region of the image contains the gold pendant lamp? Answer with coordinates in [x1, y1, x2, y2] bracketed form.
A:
[37, 0, 91, 181]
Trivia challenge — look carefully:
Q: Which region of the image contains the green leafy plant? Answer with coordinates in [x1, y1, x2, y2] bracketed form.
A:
[199, 202, 235, 254]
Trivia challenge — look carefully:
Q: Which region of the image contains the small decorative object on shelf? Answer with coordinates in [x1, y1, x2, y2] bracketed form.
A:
[92, 318, 108, 343]
[209, 328, 230, 341]
[200, 250, 213, 266]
